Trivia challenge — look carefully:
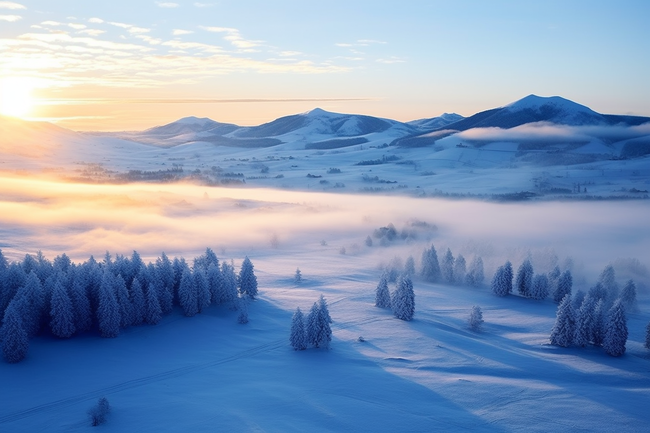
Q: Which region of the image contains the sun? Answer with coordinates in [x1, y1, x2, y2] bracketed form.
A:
[0, 77, 36, 118]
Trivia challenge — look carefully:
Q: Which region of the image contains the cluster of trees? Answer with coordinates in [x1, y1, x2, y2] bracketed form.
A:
[421, 245, 484, 287]
[491, 259, 573, 301]
[0, 248, 258, 363]
[550, 266, 637, 357]
[375, 273, 415, 321]
[290, 295, 332, 350]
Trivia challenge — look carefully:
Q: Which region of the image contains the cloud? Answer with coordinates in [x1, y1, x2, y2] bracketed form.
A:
[173, 29, 194, 36]
[88, 17, 104, 24]
[336, 39, 387, 48]
[0, 1, 25, 10]
[201, 26, 264, 50]
[279, 51, 302, 57]
[376, 57, 406, 64]
[156, 1, 179, 7]
[78, 29, 106, 36]
[194, 2, 214, 7]
[68, 23, 87, 30]
[0, 14, 21, 21]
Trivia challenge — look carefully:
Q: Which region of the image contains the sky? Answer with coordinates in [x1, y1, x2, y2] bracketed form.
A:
[0, 0, 649, 130]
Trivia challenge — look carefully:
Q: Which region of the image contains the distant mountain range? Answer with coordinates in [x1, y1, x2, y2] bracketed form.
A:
[87, 94, 649, 150]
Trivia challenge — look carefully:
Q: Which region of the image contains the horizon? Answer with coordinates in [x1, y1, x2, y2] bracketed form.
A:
[1, 1, 649, 131]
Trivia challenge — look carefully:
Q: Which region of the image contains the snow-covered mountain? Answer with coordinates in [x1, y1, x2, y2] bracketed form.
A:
[407, 113, 464, 131]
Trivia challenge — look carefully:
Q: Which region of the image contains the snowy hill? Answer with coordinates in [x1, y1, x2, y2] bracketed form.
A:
[407, 113, 464, 131]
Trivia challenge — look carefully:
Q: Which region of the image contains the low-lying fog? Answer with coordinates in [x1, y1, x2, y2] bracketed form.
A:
[0, 174, 647, 288]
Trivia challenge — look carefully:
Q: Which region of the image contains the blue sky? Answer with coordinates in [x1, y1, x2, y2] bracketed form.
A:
[1, 0, 648, 129]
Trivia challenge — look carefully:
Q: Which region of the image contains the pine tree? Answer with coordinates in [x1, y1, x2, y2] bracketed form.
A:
[70, 271, 93, 333]
[421, 245, 441, 282]
[12, 271, 45, 337]
[468, 306, 484, 331]
[453, 254, 467, 285]
[391, 275, 415, 321]
[554, 270, 573, 303]
[144, 279, 162, 325]
[238, 257, 258, 299]
[49, 279, 76, 338]
[592, 299, 605, 347]
[620, 280, 637, 311]
[465, 256, 484, 287]
[574, 296, 596, 347]
[130, 277, 146, 325]
[207, 263, 224, 305]
[97, 270, 121, 338]
[114, 274, 134, 329]
[598, 264, 619, 302]
[441, 248, 454, 283]
[1, 300, 29, 363]
[178, 267, 198, 317]
[530, 274, 549, 300]
[155, 252, 175, 314]
[645, 321, 650, 350]
[603, 301, 628, 357]
[290, 307, 307, 350]
[516, 259, 534, 297]
[405, 256, 416, 277]
[306, 295, 332, 349]
[375, 273, 391, 308]
[548, 266, 561, 299]
[221, 261, 239, 306]
[550, 294, 575, 347]
[491, 265, 511, 297]
[193, 269, 211, 313]
[237, 296, 249, 324]
[365, 235, 373, 247]
[294, 268, 302, 284]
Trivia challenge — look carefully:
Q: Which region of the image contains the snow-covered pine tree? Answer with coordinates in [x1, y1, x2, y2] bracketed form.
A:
[0, 264, 26, 316]
[502, 261, 513, 294]
[70, 270, 92, 333]
[114, 274, 134, 329]
[548, 266, 561, 299]
[144, 278, 162, 325]
[530, 274, 550, 300]
[375, 272, 391, 308]
[178, 267, 198, 317]
[554, 270, 573, 303]
[620, 280, 637, 311]
[237, 296, 249, 324]
[391, 275, 415, 321]
[207, 263, 224, 305]
[468, 305, 484, 331]
[221, 261, 239, 307]
[588, 282, 608, 305]
[294, 268, 302, 284]
[193, 269, 211, 313]
[405, 256, 416, 277]
[645, 321, 650, 350]
[306, 295, 332, 349]
[88, 397, 111, 426]
[592, 299, 605, 346]
[155, 252, 175, 314]
[491, 265, 510, 297]
[238, 257, 258, 299]
[1, 300, 29, 363]
[441, 248, 455, 284]
[421, 245, 441, 282]
[550, 294, 575, 347]
[290, 307, 307, 350]
[516, 259, 534, 297]
[572, 289, 586, 311]
[603, 301, 628, 357]
[130, 277, 146, 326]
[49, 279, 76, 338]
[465, 256, 484, 287]
[97, 270, 121, 338]
[573, 295, 596, 347]
[12, 271, 45, 337]
[453, 254, 467, 285]
[365, 235, 373, 247]
[598, 264, 619, 302]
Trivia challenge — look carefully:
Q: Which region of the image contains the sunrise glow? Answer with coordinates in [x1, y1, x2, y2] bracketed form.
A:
[0, 77, 35, 118]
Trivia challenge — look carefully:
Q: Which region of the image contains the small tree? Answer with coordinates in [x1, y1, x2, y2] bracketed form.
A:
[554, 270, 573, 303]
[88, 397, 111, 426]
[491, 264, 512, 297]
[290, 307, 307, 350]
[1, 301, 29, 363]
[574, 296, 596, 347]
[237, 296, 249, 324]
[620, 280, 637, 311]
[465, 256, 484, 287]
[441, 248, 454, 284]
[375, 273, 391, 309]
[592, 299, 606, 347]
[421, 245, 441, 282]
[238, 257, 258, 299]
[516, 259, 534, 297]
[404, 256, 416, 277]
[453, 254, 467, 285]
[294, 268, 302, 284]
[392, 275, 415, 321]
[603, 301, 628, 357]
[306, 295, 332, 349]
[550, 294, 575, 347]
[468, 306, 484, 331]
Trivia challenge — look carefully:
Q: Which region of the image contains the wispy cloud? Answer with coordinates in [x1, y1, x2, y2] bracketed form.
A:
[0, 1, 25, 10]
[88, 17, 104, 24]
[376, 56, 406, 64]
[193, 2, 214, 7]
[172, 29, 194, 36]
[0, 14, 21, 21]
[336, 39, 387, 48]
[156, 1, 179, 7]
[201, 26, 264, 50]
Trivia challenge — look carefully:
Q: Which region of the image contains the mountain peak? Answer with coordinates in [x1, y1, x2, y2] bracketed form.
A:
[174, 116, 218, 125]
[505, 94, 596, 114]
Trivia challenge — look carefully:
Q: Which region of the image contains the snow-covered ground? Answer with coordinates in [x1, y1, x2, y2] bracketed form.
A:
[1, 177, 649, 432]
